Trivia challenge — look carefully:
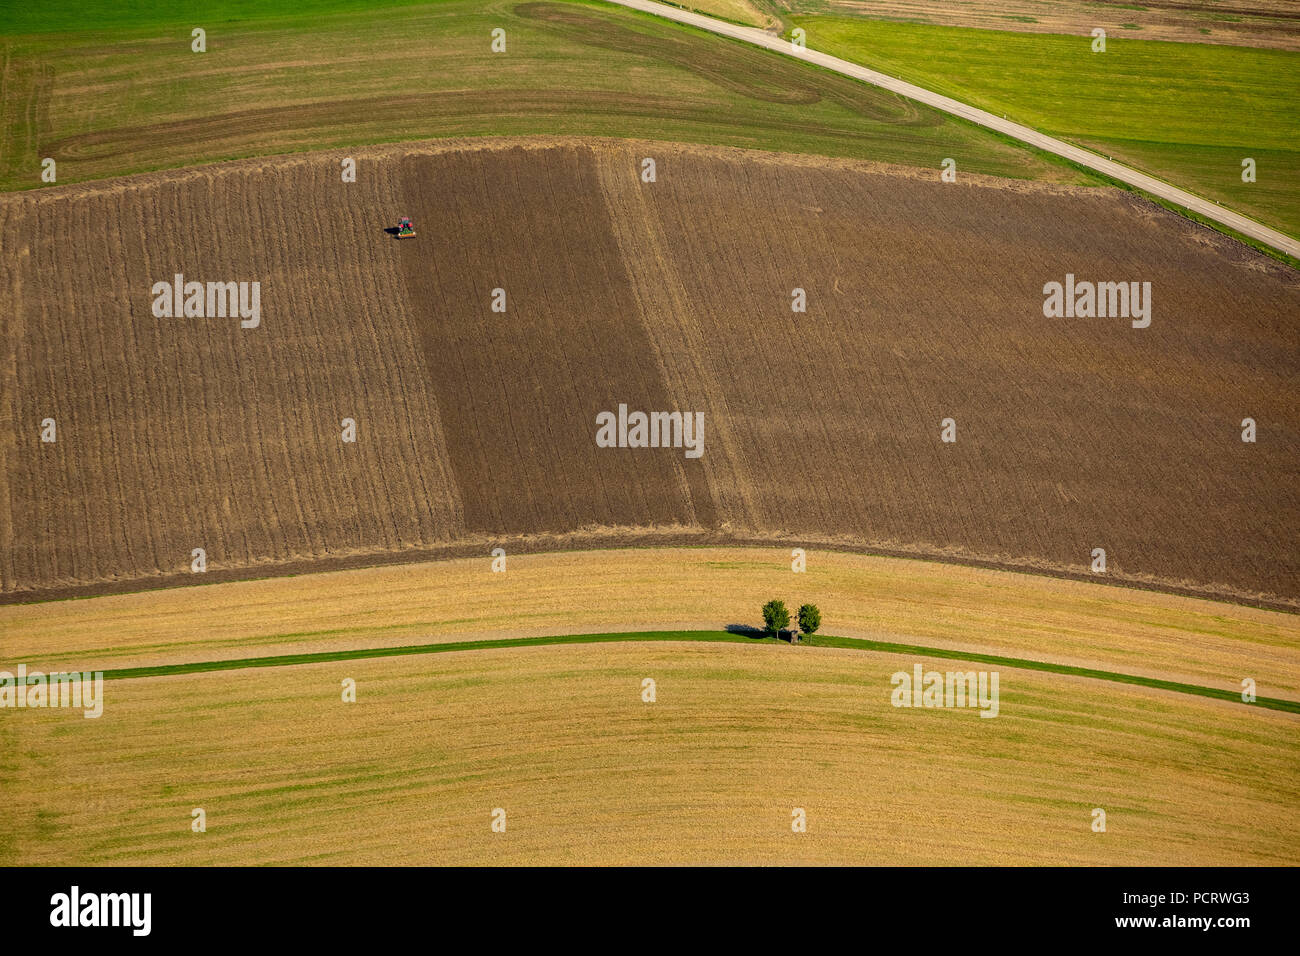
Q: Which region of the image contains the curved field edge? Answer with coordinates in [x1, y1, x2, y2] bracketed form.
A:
[3, 640, 1296, 866]
[96, 629, 1300, 714]
[7, 527, 1300, 614]
[6, 547, 1297, 702]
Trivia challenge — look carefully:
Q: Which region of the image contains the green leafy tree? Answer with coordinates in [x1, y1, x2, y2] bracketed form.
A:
[798, 603, 821, 637]
[762, 599, 790, 635]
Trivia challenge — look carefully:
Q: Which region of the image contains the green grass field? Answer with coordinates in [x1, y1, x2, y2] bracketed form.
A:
[0, 0, 1091, 192]
[790, 15, 1300, 238]
[0, 0, 436, 33]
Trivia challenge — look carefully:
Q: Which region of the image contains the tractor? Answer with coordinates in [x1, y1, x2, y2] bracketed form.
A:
[396, 216, 416, 238]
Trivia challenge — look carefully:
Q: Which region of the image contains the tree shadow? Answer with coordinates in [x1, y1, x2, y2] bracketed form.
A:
[726, 624, 799, 642]
[725, 624, 770, 640]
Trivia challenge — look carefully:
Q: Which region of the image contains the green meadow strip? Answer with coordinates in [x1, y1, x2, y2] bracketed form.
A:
[103, 631, 756, 679]
[808, 634, 1299, 713]
[98, 629, 1299, 714]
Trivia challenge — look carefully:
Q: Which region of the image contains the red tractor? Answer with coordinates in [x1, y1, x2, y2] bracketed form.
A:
[396, 216, 416, 239]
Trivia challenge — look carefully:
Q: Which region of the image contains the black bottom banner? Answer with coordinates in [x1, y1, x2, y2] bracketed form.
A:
[0, 865, 1285, 943]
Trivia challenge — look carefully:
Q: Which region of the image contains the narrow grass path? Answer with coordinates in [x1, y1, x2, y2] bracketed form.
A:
[99, 629, 1299, 714]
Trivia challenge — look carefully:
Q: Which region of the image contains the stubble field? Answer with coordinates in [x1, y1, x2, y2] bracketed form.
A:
[4, 544, 1297, 866]
[3, 639, 1296, 866]
[7, 546, 1300, 698]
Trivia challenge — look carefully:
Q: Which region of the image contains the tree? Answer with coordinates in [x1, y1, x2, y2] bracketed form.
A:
[762, 599, 790, 636]
[797, 603, 821, 637]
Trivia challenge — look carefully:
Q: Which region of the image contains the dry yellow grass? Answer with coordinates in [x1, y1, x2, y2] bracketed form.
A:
[2, 641, 1295, 865]
[3, 547, 1297, 699]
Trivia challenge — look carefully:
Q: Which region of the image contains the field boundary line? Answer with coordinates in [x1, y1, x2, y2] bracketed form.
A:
[7, 534, 1297, 612]
[93, 629, 1300, 714]
[603, 0, 1300, 259]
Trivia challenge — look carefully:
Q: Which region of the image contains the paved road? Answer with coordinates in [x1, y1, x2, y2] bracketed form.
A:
[605, 0, 1300, 260]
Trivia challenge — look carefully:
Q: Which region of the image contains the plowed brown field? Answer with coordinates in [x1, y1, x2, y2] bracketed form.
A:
[2, 138, 1297, 606]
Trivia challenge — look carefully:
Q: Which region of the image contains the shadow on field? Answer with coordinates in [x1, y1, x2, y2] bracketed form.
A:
[383, 226, 401, 237]
[726, 624, 802, 643]
[725, 624, 771, 640]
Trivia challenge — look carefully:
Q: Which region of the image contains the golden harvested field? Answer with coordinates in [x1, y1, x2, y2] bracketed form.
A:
[2, 138, 1298, 607]
[4, 548, 1298, 701]
[2, 640, 1296, 866]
